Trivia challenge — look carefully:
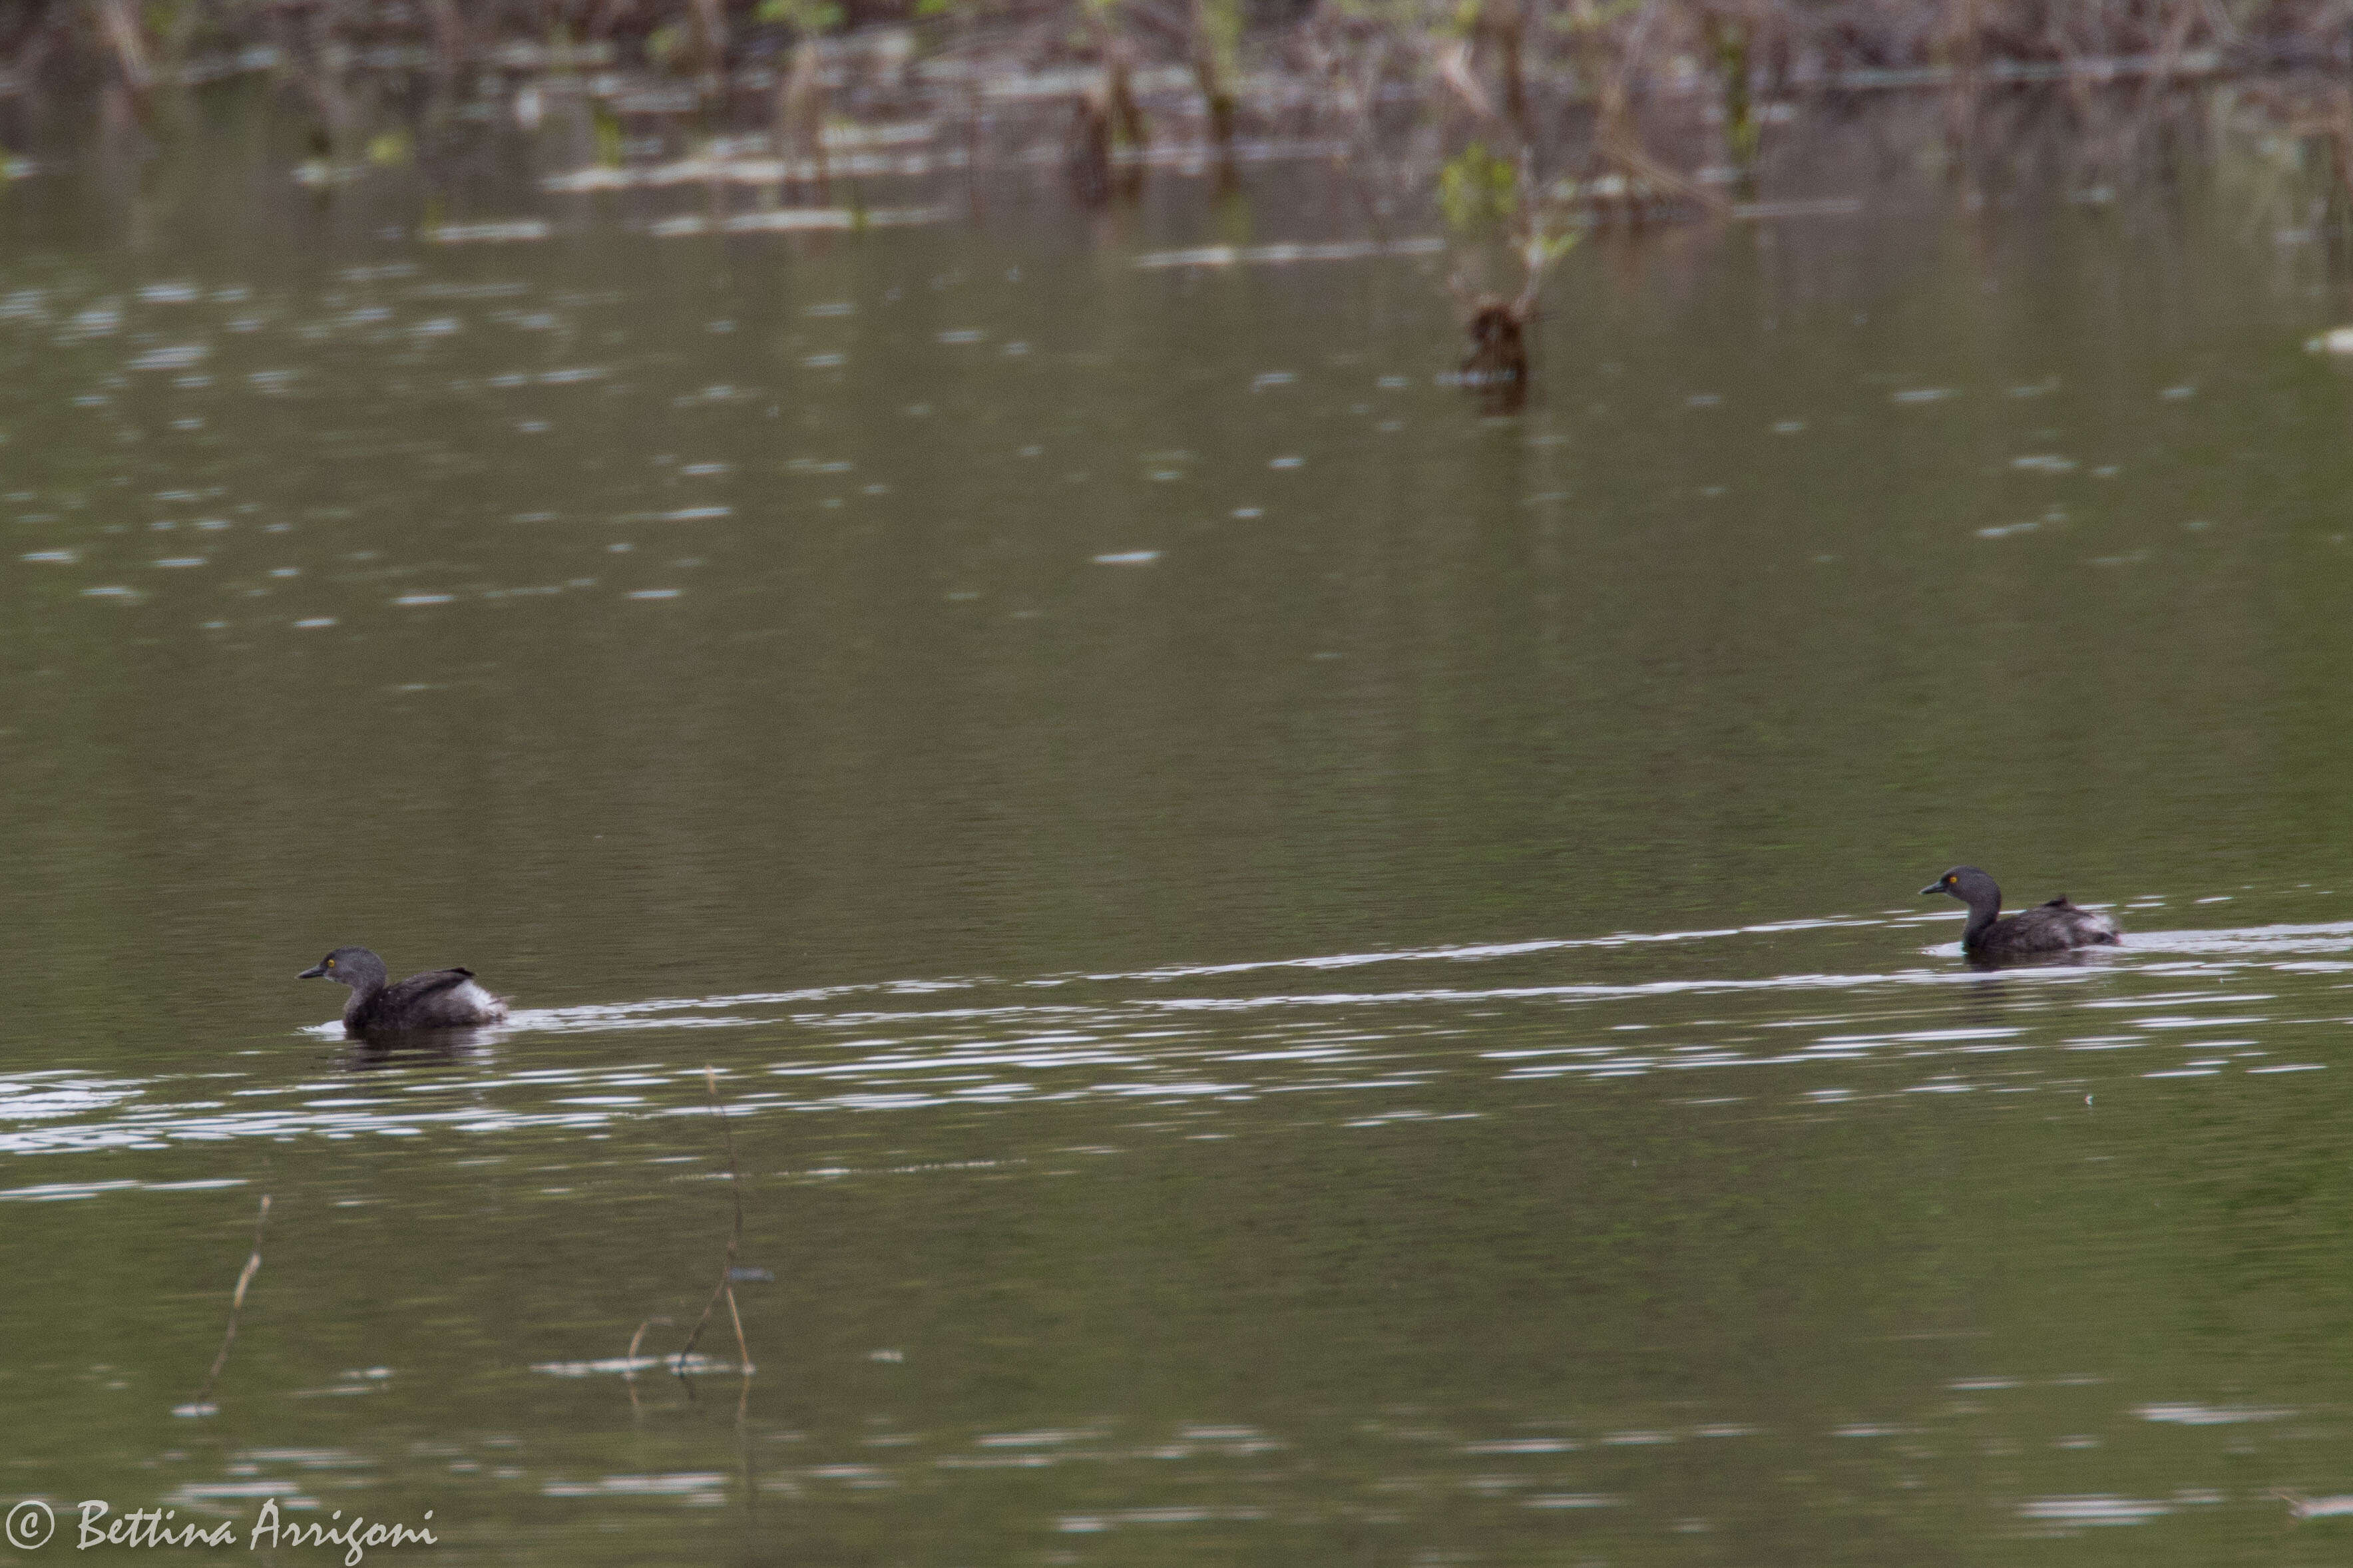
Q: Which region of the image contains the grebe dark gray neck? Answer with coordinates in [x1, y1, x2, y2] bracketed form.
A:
[297, 946, 388, 1000]
[1921, 866, 2003, 944]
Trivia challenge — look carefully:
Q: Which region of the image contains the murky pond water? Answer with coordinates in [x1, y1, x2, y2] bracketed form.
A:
[8, 92, 2353, 1565]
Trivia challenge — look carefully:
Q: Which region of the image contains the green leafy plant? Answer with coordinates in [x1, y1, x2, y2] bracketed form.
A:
[1439, 141, 1519, 230]
[759, 0, 845, 30]
[1546, 0, 1641, 32]
[592, 102, 624, 167]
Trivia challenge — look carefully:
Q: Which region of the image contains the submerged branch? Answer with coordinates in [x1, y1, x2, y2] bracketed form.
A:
[674, 1066, 749, 1378]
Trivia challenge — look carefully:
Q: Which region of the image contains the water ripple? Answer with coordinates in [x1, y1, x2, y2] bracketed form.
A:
[9, 914, 2347, 1153]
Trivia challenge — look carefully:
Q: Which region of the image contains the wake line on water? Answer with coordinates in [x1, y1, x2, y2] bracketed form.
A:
[27, 914, 2336, 1162]
[284, 918, 2353, 1036]
[478, 963, 2017, 1036]
[2091, 920, 2353, 956]
[331, 916, 2353, 1042]
[401, 912, 1924, 1038]
[1064, 916, 1890, 982]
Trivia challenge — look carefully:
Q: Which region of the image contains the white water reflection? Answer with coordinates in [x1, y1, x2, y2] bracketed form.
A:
[2018, 1495, 2173, 1525]
[4, 910, 2348, 1155]
[2137, 1403, 2292, 1426]
[119, 1388, 2316, 1549]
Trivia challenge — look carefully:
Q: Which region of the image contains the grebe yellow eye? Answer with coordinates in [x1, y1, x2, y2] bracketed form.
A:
[1945, 875, 1956, 885]
[326, 957, 335, 968]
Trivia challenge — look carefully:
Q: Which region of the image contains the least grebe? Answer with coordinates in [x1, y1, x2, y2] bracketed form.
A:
[1920, 867, 2121, 959]
[298, 946, 508, 1032]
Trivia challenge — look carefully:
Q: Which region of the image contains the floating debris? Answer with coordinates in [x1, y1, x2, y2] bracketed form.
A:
[1057, 1506, 1269, 1531]
[2018, 1496, 2171, 1526]
[1729, 197, 1864, 220]
[540, 1473, 732, 1499]
[1524, 1494, 1625, 1509]
[545, 147, 959, 191]
[2137, 1402, 2290, 1425]
[2280, 1491, 2353, 1519]
[647, 206, 954, 238]
[530, 1353, 748, 1378]
[1135, 238, 1446, 270]
[426, 220, 554, 245]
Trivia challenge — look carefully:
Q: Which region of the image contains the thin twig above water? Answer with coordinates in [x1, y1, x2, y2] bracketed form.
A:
[674, 1066, 754, 1388]
[182, 1193, 271, 1415]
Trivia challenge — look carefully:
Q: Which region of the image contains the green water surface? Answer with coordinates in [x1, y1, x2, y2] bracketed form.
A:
[3, 91, 2353, 1565]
